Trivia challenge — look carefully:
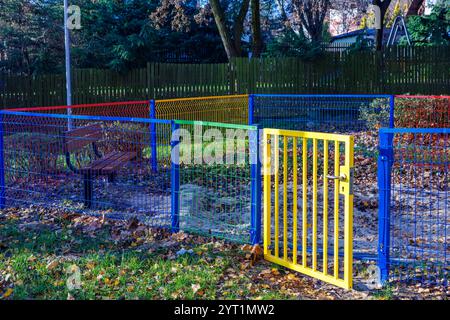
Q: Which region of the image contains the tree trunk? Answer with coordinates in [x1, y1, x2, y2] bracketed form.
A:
[372, 0, 392, 51]
[209, 0, 238, 59]
[406, 0, 425, 16]
[251, 0, 263, 57]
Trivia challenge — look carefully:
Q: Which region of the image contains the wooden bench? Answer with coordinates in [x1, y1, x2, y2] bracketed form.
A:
[64, 124, 137, 208]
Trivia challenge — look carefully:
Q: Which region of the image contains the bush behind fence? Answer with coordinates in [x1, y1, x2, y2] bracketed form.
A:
[1, 46, 449, 109]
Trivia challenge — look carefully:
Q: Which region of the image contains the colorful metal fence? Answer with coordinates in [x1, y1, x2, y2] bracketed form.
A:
[171, 120, 260, 243]
[378, 128, 449, 286]
[250, 94, 394, 131]
[0, 111, 261, 244]
[263, 128, 354, 289]
[9, 101, 150, 118]
[155, 95, 249, 124]
[0, 110, 172, 226]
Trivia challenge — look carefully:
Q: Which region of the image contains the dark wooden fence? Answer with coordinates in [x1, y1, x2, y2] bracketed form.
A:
[1, 46, 449, 109]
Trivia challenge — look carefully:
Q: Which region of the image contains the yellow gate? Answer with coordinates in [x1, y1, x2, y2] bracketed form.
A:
[263, 129, 354, 289]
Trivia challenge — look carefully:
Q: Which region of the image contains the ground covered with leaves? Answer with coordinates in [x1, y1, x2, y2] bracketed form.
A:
[0, 207, 447, 300]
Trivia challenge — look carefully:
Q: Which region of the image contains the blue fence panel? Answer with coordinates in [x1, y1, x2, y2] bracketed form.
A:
[378, 128, 449, 286]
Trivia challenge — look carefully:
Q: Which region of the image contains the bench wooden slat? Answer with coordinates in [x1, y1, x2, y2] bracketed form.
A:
[101, 152, 136, 173]
[79, 151, 137, 175]
[80, 151, 122, 173]
[65, 124, 103, 153]
[65, 124, 102, 138]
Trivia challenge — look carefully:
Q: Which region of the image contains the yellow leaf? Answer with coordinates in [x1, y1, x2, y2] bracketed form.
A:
[127, 285, 134, 292]
[287, 273, 299, 281]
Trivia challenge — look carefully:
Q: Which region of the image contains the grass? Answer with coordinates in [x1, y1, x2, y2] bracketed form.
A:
[2, 207, 444, 300]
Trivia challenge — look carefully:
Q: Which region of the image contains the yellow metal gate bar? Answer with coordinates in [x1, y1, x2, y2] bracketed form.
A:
[263, 128, 354, 289]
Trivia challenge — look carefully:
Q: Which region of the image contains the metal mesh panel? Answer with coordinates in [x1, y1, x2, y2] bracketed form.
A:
[155, 95, 249, 124]
[395, 95, 450, 128]
[8, 101, 150, 118]
[253, 94, 392, 132]
[381, 129, 449, 286]
[1, 111, 171, 227]
[172, 120, 257, 243]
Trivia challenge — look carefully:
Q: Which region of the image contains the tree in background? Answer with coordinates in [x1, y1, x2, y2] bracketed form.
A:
[371, 0, 392, 50]
[151, 0, 254, 59]
[291, 0, 331, 42]
[386, 0, 408, 27]
[329, 0, 371, 35]
[263, 0, 332, 57]
[0, 0, 227, 74]
[0, 0, 63, 75]
[403, 1, 449, 45]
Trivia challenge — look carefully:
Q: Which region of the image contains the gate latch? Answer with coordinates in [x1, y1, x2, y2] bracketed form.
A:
[326, 174, 347, 181]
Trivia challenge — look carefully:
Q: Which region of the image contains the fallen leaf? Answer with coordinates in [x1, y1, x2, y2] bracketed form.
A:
[46, 259, 59, 271]
[250, 244, 263, 266]
[1, 288, 13, 299]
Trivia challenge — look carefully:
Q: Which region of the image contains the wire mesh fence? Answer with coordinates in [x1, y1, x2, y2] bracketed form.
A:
[155, 95, 249, 124]
[251, 94, 393, 132]
[251, 94, 393, 259]
[378, 128, 449, 287]
[395, 95, 450, 128]
[0, 112, 261, 244]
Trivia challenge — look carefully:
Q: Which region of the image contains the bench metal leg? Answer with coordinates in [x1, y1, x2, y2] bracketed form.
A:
[83, 172, 93, 208]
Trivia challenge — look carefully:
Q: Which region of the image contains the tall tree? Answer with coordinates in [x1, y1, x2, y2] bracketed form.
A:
[0, 0, 63, 75]
[329, 0, 371, 35]
[406, 0, 425, 15]
[250, 0, 263, 56]
[151, 0, 252, 59]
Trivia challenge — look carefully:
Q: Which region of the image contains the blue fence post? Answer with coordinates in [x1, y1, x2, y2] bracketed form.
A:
[377, 129, 394, 284]
[250, 124, 262, 244]
[389, 95, 395, 128]
[248, 94, 254, 125]
[0, 113, 5, 209]
[171, 121, 180, 233]
[150, 99, 158, 173]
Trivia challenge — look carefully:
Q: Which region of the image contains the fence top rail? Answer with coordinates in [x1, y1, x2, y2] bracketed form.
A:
[380, 127, 450, 134]
[264, 128, 353, 143]
[5, 100, 150, 112]
[174, 119, 257, 130]
[253, 94, 393, 99]
[0, 110, 172, 125]
[395, 95, 450, 99]
[156, 94, 249, 104]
